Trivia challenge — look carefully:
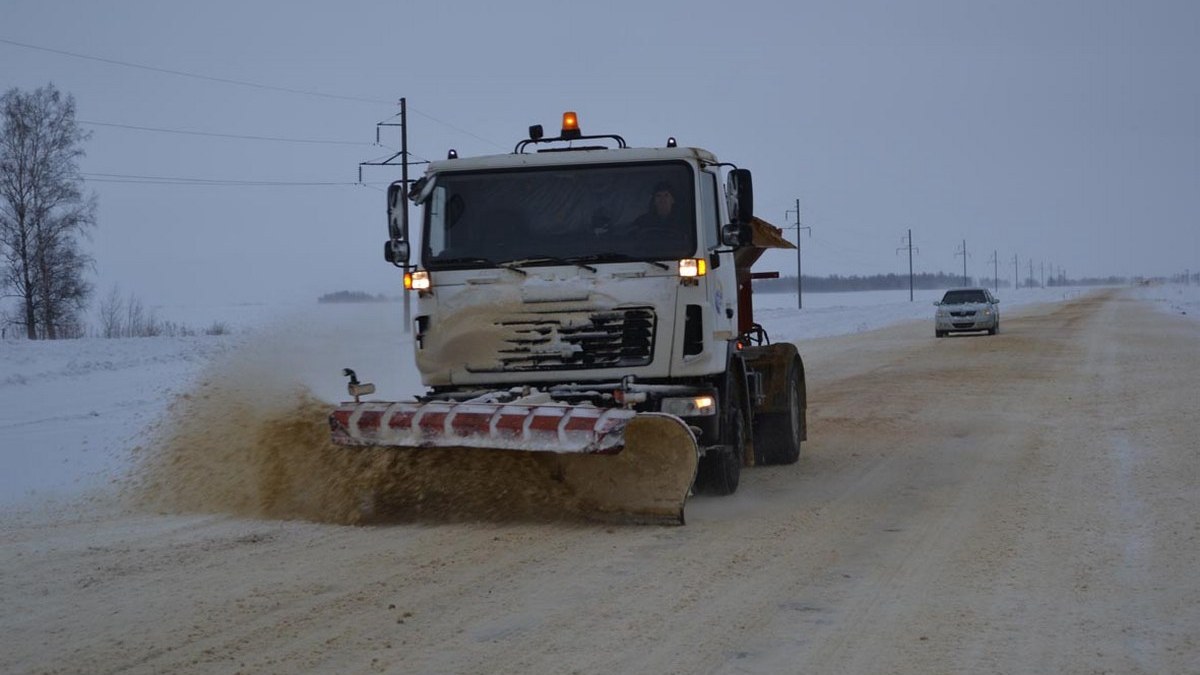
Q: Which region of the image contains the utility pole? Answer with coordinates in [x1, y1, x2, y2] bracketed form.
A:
[359, 97, 428, 334]
[955, 239, 969, 286]
[1040, 261, 1045, 288]
[1013, 254, 1019, 290]
[1029, 259, 1035, 289]
[785, 199, 811, 309]
[896, 229, 918, 301]
[987, 250, 998, 294]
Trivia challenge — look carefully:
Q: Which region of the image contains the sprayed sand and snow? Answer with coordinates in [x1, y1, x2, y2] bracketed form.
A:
[1, 285, 1198, 673]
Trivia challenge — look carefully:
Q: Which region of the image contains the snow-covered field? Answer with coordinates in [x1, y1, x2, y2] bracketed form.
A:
[1, 284, 1195, 512]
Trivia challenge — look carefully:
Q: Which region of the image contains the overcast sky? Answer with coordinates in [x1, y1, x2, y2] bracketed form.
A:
[3, 0, 1197, 308]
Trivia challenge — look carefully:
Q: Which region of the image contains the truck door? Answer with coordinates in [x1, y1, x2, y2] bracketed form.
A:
[700, 169, 737, 342]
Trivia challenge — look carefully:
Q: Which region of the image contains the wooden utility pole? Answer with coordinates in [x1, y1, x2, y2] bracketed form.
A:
[955, 240, 968, 286]
[988, 250, 998, 294]
[897, 229, 918, 301]
[785, 199, 811, 309]
[359, 97, 425, 333]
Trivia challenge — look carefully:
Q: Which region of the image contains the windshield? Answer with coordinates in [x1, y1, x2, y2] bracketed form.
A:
[422, 162, 696, 269]
[942, 290, 989, 304]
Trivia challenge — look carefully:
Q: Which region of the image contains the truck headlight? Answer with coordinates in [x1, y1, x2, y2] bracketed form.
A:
[404, 270, 431, 291]
[661, 395, 717, 417]
[678, 258, 707, 278]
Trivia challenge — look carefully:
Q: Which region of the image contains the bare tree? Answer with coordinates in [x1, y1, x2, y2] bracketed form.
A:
[0, 84, 96, 339]
[98, 284, 125, 338]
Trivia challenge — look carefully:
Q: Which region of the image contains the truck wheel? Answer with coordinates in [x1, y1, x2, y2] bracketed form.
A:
[697, 410, 743, 495]
[755, 358, 804, 465]
[696, 374, 746, 496]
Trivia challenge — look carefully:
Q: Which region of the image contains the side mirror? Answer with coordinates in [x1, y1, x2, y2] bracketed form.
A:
[384, 240, 410, 265]
[387, 182, 406, 241]
[726, 168, 754, 225]
[933, 301, 941, 306]
[720, 223, 752, 248]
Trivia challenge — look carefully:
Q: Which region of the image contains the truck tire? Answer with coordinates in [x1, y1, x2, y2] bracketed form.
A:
[696, 369, 747, 495]
[754, 358, 804, 465]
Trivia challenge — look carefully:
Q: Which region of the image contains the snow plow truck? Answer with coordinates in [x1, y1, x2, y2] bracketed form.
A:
[329, 112, 806, 524]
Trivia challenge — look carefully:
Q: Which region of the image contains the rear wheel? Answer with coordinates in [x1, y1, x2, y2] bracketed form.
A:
[755, 358, 804, 465]
[936, 330, 946, 338]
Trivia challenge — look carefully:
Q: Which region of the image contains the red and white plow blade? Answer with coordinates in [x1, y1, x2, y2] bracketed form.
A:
[329, 401, 639, 454]
[328, 403, 701, 524]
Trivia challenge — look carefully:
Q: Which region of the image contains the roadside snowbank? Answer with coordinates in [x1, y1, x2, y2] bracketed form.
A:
[1129, 282, 1200, 324]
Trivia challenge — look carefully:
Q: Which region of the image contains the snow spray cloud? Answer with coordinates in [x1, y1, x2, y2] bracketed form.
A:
[124, 313, 596, 525]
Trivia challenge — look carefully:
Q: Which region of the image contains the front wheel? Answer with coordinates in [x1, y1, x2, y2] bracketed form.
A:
[696, 412, 743, 495]
[696, 371, 747, 496]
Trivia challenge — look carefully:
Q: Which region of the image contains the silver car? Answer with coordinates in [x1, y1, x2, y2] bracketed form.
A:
[935, 287, 1000, 337]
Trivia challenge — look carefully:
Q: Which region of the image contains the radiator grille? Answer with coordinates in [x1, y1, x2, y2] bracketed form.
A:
[479, 307, 656, 372]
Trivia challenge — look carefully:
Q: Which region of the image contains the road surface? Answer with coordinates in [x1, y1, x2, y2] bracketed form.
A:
[3, 290, 1197, 674]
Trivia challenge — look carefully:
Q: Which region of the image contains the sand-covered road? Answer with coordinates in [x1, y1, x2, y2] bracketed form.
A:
[3, 290, 1197, 674]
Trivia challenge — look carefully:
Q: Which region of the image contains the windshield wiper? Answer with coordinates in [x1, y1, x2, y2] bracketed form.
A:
[568, 253, 670, 270]
[506, 255, 597, 273]
[432, 256, 527, 275]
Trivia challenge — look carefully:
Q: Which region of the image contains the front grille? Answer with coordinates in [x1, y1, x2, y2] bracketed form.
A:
[475, 307, 656, 372]
[950, 310, 977, 317]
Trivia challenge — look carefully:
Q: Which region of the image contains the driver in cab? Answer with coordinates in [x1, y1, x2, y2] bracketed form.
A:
[633, 181, 684, 232]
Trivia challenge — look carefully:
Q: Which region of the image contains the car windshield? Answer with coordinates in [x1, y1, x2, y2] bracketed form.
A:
[422, 162, 696, 269]
[942, 290, 988, 304]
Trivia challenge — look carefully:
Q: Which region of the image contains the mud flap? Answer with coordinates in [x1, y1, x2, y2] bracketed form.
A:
[557, 413, 699, 525]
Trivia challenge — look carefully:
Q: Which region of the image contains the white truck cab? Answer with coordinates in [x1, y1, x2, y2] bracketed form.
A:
[378, 113, 804, 495]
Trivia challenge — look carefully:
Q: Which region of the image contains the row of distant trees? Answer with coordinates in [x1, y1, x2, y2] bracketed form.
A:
[755, 272, 976, 293]
[0, 84, 94, 339]
[753, 272, 1131, 294]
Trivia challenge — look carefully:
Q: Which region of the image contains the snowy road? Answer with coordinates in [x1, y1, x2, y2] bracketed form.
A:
[2, 289, 1198, 673]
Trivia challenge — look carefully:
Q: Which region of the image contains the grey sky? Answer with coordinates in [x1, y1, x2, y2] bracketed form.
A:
[3, 0, 1197, 306]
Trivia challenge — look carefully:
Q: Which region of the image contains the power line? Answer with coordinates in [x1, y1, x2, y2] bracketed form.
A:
[81, 119, 435, 164]
[81, 171, 383, 187]
[78, 119, 379, 147]
[0, 36, 392, 105]
[2, 36, 505, 150]
[408, 108, 506, 151]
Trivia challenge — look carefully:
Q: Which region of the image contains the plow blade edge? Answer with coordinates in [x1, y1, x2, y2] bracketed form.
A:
[329, 402, 699, 525]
